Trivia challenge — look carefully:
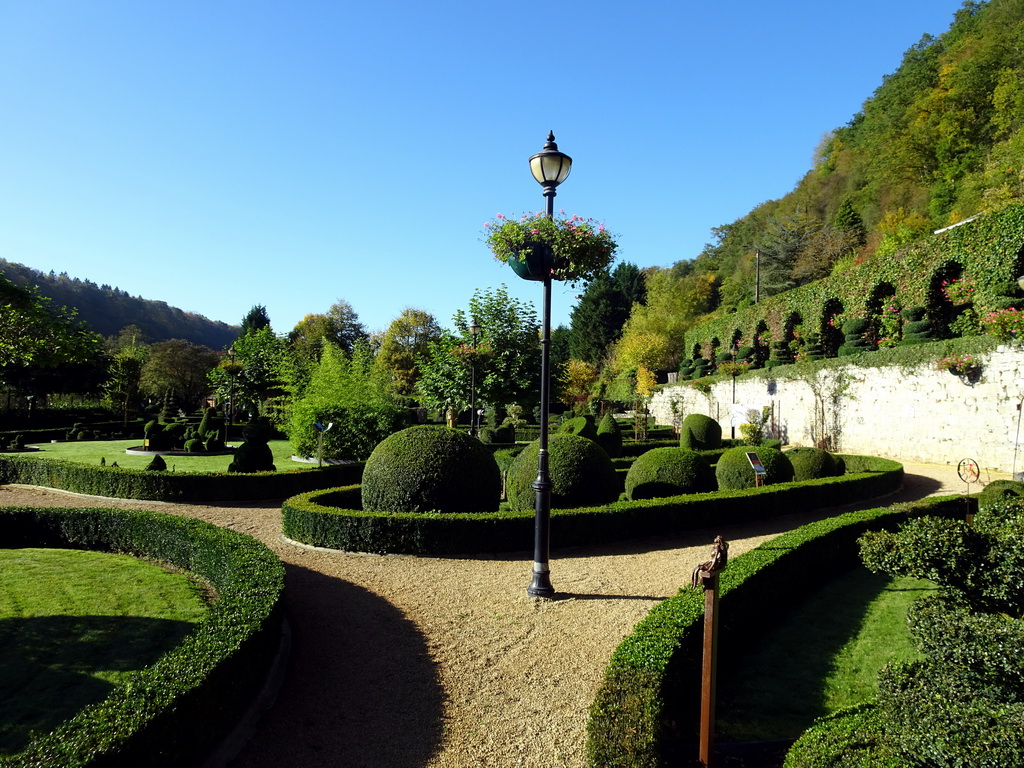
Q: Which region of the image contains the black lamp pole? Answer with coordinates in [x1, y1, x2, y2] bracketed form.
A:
[468, 319, 482, 437]
[730, 342, 739, 440]
[527, 131, 572, 599]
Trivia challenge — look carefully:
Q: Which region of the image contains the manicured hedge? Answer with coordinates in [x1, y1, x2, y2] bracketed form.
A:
[585, 494, 967, 768]
[281, 455, 903, 555]
[0, 454, 363, 502]
[0, 505, 285, 768]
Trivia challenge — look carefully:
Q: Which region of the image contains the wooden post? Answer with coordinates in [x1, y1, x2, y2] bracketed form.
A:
[699, 571, 720, 768]
[690, 535, 728, 768]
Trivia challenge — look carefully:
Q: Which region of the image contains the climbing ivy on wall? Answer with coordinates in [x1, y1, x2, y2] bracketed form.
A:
[685, 203, 1024, 362]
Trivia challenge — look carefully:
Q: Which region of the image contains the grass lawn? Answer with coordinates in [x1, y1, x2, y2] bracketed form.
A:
[0, 548, 210, 754]
[9, 439, 302, 473]
[715, 568, 936, 742]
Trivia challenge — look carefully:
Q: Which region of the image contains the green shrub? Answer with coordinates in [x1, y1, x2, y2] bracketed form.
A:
[144, 454, 167, 471]
[716, 445, 794, 490]
[785, 446, 839, 481]
[679, 413, 722, 450]
[506, 434, 618, 512]
[228, 423, 276, 473]
[784, 704, 910, 768]
[478, 425, 514, 444]
[978, 479, 1024, 509]
[596, 414, 623, 458]
[183, 438, 204, 453]
[288, 342, 409, 461]
[282, 455, 905, 555]
[361, 425, 500, 513]
[558, 415, 598, 441]
[624, 447, 715, 500]
[163, 422, 187, 448]
[832, 454, 847, 475]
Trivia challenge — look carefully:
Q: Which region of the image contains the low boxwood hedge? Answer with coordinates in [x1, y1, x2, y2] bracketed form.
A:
[0, 454, 363, 502]
[584, 494, 966, 768]
[281, 455, 903, 555]
[0, 505, 285, 768]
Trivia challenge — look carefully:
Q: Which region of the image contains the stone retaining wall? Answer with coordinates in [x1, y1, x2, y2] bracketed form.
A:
[649, 345, 1024, 474]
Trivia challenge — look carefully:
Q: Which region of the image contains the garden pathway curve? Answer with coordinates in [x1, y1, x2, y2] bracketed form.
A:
[0, 461, 983, 768]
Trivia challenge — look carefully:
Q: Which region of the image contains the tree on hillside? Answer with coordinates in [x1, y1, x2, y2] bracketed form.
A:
[569, 262, 648, 365]
[373, 307, 441, 398]
[0, 275, 102, 402]
[208, 327, 290, 419]
[239, 305, 272, 337]
[453, 286, 540, 417]
[140, 339, 220, 413]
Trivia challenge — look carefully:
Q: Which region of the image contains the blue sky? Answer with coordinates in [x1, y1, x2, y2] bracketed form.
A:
[0, 0, 969, 340]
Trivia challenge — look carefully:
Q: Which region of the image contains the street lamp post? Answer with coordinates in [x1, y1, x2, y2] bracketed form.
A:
[468, 319, 482, 437]
[730, 342, 739, 440]
[224, 346, 236, 444]
[527, 131, 572, 599]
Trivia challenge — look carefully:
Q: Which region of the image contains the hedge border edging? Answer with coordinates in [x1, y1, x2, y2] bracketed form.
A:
[0, 505, 285, 768]
[280, 455, 903, 555]
[584, 494, 968, 768]
[0, 454, 364, 502]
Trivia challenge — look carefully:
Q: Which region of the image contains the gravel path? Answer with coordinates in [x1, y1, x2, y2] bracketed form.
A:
[0, 462, 978, 768]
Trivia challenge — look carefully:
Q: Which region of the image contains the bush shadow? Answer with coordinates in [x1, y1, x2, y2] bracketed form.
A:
[228, 563, 444, 768]
[0, 614, 197, 754]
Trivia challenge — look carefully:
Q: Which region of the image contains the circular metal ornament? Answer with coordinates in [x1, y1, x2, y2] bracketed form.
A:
[957, 458, 980, 484]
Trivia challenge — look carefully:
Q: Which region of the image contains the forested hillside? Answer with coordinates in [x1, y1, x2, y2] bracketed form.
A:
[700, 0, 1023, 310]
[0, 259, 238, 349]
[584, 0, 1024, 378]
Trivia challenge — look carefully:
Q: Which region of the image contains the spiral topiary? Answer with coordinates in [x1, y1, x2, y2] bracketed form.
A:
[624, 447, 716, 500]
[506, 434, 619, 512]
[715, 446, 794, 490]
[679, 413, 722, 450]
[558, 415, 598, 441]
[784, 446, 838, 481]
[596, 413, 623, 458]
[361, 425, 501, 514]
[838, 318, 872, 356]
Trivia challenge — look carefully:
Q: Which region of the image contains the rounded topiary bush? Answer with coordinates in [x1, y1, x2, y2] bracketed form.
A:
[361, 425, 500, 514]
[184, 438, 205, 453]
[558, 415, 598, 441]
[715, 446, 794, 490]
[785, 446, 838, 481]
[978, 479, 1024, 509]
[506, 434, 619, 512]
[624, 447, 716, 500]
[679, 413, 722, 450]
[596, 413, 623, 458]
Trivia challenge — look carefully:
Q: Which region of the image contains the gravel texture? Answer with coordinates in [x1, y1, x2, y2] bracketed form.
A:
[0, 462, 971, 768]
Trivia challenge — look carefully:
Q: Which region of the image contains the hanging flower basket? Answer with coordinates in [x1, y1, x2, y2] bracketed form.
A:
[450, 341, 494, 366]
[935, 353, 982, 382]
[484, 211, 618, 283]
[508, 240, 557, 282]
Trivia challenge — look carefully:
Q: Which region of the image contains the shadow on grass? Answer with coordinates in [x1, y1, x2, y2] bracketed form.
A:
[228, 563, 444, 768]
[714, 569, 935, 745]
[0, 614, 197, 754]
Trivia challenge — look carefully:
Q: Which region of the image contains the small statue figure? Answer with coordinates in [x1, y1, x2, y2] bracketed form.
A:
[690, 535, 728, 589]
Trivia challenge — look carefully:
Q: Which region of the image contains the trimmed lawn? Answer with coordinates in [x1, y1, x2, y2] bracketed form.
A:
[715, 568, 936, 742]
[11, 439, 301, 473]
[0, 548, 209, 753]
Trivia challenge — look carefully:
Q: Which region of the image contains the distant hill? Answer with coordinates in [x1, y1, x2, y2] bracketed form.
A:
[0, 259, 239, 349]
